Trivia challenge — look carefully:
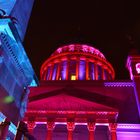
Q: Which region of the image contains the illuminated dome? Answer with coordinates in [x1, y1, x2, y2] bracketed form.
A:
[40, 44, 115, 80]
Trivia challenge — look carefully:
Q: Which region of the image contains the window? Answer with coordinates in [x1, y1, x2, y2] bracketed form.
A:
[89, 62, 95, 80]
[97, 65, 102, 80]
[104, 69, 108, 80]
[60, 61, 67, 80]
[79, 60, 86, 80]
[69, 60, 76, 80]
[136, 63, 140, 74]
[71, 75, 76, 80]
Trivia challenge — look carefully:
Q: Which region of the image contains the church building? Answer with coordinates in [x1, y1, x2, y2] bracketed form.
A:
[24, 44, 140, 140]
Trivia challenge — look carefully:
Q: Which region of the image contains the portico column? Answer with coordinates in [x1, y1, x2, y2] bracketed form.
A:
[56, 62, 60, 80]
[94, 63, 98, 80]
[76, 59, 79, 80]
[49, 64, 54, 80]
[67, 121, 75, 140]
[42, 66, 48, 80]
[109, 123, 117, 140]
[46, 121, 55, 140]
[87, 122, 96, 140]
[102, 68, 105, 80]
[66, 59, 70, 80]
[0, 118, 10, 140]
[86, 59, 89, 80]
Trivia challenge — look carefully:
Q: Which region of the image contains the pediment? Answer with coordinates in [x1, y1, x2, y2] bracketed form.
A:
[29, 87, 121, 109]
[28, 94, 117, 112]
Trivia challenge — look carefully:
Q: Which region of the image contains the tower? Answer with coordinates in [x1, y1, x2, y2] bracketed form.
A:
[126, 50, 140, 118]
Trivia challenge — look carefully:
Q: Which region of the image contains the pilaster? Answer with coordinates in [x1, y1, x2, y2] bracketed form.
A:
[67, 121, 75, 140]
[87, 122, 96, 140]
[46, 121, 55, 140]
[109, 123, 117, 140]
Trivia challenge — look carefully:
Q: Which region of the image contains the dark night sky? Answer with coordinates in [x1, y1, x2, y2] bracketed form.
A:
[24, 0, 140, 80]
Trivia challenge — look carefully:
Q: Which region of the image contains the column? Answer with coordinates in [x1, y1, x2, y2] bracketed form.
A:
[103, 67, 107, 80]
[87, 122, 96, 140]
[0, 118, 10, 140]
[94, 63, 98, 80]
[66, 59, 69, 80]
[46, 121, 55, 140]
[86, 59, 89, 80]
[43, 66, 48, 80]
[109, 123, 117, 140]
[56, 62, 60, 80]
[102, 67, 105, 80]
[67, 121, 75, 140]
[49, 64, 54, 80]
[76, 59, 79, 80]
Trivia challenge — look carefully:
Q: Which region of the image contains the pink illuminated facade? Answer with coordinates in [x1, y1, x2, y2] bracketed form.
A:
[22, 44, 140, 140]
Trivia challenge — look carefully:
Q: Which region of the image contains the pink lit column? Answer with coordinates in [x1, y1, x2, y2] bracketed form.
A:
[43, 66, 48, 80]
[67, 121, 75, 140]
[66, 59, 70, 80]
[76, 59, 79, 80]
[86, 60, 89, 80]
[45, 66, 49, 80]
[46, 121, 55, 140]
[56, 62, 60, 80]
[102, 69, 105, 80]
[94, 64, 98, 80]
[0, 118, 10, 140]
[109, 123, 117, 140]
[87, 122, 96, 140]
[49, 64, 54, 80]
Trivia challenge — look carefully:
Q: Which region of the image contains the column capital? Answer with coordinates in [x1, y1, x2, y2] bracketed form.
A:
[47, 121, 55, 131]
[67, 121, 75, 131]
[109, 123, 117, 132]
[87, 122, 96, 131]
[109, 123, 117, 140]
[27, 121, 36, 133]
